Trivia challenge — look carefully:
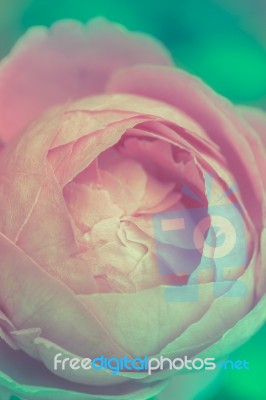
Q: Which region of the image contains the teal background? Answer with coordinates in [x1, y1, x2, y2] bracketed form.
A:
[0, 1, 265, 399]
[1, 0, 266, 106]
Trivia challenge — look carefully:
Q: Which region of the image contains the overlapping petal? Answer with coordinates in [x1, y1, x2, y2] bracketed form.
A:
[0, 19, 172, 143]
[0, 18, 265, 400]
[107, 66, 265, 230]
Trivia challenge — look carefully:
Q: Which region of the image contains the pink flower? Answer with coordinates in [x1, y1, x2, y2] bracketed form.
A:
[0, 18, 265, 400]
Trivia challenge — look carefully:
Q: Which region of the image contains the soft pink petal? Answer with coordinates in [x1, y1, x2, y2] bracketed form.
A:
[124, 122, 249, 225]
[64, 182, 123, 230]
[45, 257, 98, 295]
[10, 332, 133, 385]
[35, 336, 144, 386]
[49, 112, 155, 187]
[0, 338, 167, 399]
[129, 120, 222, 163]
[16, 163, 78, 267]
[51, 109, 138, 149]
[78, 282, 224, 358]
[197, 293, 266, 361]
[119, 137, 185, 184]
[0, 102, 153, 279]
[100, 155, 147, 202]
[99, 153, 148, 214]
[0, 107, 63, 241]
[99, 170, 140, 216]
[11, 328, 41, 359]
[94, 243, 142, 293]
[91, 217, 121, 247]
[138, 175, 177, 213]
[69, 93, 209, 140]
[0, 233, 130, 359]
[239, 106, 266, 147]
[256, 227, 266, 300]
[0, 310, 18, 349]
[107, 66, 264, 230]
[117, 220, 185, 290]
[0, 18, 172, 142]
[238, 106, 266, 190]
[154, 258, 254, 361]
[130, 262, 255, 388]
[119, 133, 218, 213]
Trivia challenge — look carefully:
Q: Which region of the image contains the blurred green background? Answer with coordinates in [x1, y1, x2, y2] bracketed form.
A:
[0, 1, 265, 399]
[195, 323, 266, 400]
[1, 0, 266, 106]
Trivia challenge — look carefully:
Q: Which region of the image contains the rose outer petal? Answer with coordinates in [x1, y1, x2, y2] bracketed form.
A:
[0, 232, 131, 360]
[77, 280, 240, 359]
[0, 310, 18, 350]
[239, 106, 266, 148]
[0, 339, 167, 399]
[238, 106, 266, 191]
[0, 18, 172, 143]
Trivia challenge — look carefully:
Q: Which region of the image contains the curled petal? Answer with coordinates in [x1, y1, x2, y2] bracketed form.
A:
[0, 233, 131, 359]
[239, 106, 266, 147]
[0, 338, 167, 399]
[107, 66, 264, 230]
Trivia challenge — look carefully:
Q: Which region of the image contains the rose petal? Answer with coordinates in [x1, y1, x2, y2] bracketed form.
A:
[78, 282, 227, 358]
[99, 153, 148, 215]
[35, 336, 142, 386]
[238, 106, 266, 191]
[154, 257, 255, 362]
[137, 257, 256, 385]
[49, 112, 156, 187]
[11, 328, 41, 359]
[99, 170, 140, 216]
[16, 163, 78, 267]
[239, 106, 266, 147]
[71, 92, 209, 141]
[0, 310, 18, 350]
[0, 107, 62, 241]
[0, 18, 172, 142]
[197, 293, 266, 360]
[0, 233, 131, 359]
[95, 242, 143, 293]
[139, 175, 177, 212]
[64, 182, 123, 230]
[107, 66, 264, 230]
[119, 137, 185, 184]
[0, 338, 167, 399]
[91, 217, 121, 248]
[256, 227, 266, 300]
[51, 109, 138, 149]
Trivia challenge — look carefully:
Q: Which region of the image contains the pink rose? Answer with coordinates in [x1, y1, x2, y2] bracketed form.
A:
[0, 18, 265, 400]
